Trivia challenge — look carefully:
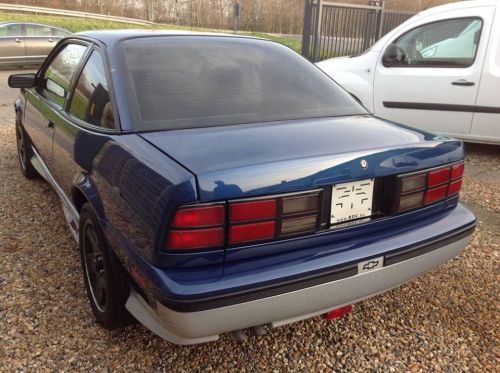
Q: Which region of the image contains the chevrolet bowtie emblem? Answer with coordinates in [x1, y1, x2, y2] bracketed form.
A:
[362, 260, 379, 270]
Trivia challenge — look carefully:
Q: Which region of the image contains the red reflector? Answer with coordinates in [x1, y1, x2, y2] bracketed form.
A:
[424, 185, 447, 204]
[448, 178, 462, 196]
[230, 199, 277, 222]
[168, 228, 223, 250]
[451, 163, 464, 179]
[129, 264, 149, 289]
[427, 167, 450, 187]
[229, 221, 275, 244]
[324, 305, 352, 320]
[173, 205, 224, 227]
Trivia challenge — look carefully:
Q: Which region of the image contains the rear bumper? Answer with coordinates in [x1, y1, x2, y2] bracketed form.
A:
[126, 230, 472, 345]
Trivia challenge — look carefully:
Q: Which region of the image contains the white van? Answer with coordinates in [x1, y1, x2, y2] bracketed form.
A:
[316, 0, 500, 144]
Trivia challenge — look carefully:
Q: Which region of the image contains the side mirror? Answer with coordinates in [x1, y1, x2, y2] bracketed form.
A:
[46, 78, 66, 98]
[8, 73, 37, 89]
[382, 44, 405, 67]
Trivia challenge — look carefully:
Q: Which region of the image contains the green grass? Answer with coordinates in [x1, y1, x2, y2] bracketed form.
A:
[0, 12, 301, 52]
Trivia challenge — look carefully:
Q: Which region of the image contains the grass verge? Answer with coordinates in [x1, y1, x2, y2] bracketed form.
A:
[0, 11, 301, 52]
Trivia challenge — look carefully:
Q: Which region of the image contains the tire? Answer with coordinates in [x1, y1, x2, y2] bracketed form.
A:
[79, 203, 134, 329]
[15, 121, 39, 179]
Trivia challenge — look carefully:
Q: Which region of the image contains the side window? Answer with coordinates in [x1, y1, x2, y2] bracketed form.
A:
[383, 18, 483, 68]
[0, 24, 22, 37]
[69, 51, 115, 129]
[25, 24, 52, 36]
[42, 43, 87, 107]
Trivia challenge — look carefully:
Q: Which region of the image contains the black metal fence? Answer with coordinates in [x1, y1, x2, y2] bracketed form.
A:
[302, 0, 415, 62]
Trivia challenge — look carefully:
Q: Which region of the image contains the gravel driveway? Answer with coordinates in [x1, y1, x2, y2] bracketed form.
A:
[0, 70, 498, 372]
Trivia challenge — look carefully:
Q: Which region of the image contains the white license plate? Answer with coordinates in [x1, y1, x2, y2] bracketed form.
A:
[330, 179, 374, 225]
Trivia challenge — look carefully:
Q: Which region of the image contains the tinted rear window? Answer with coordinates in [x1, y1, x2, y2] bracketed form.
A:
[119, 36, 366, 131]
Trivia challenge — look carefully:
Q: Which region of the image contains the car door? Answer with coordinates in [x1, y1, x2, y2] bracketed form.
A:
[0, 23, 25, 63]
[52, 48, 117, 197]
[373, 6, 495, 136]
[470, 8, 500, 143]
[23, 42, 88, 169]
[24, 24, 56, 62]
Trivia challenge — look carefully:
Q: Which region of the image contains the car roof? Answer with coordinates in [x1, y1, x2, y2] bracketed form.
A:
[76, 29, 263, 46]
[416, 0, 498, 18]
[0, 21, 69, 32]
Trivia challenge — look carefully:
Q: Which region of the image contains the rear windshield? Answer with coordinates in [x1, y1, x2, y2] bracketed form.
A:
[118, 36, 366, 131]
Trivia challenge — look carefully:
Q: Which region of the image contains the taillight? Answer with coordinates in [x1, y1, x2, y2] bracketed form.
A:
[173, 205, 224, 227]
[427, 167, 450, 187]
[169, 228, 224, 249]
[168, 204, 225, 250]
[230, 199, 276, 222]
[424, 184, 447, 204]
[229, 221, 275, 244]
[448, 178, 462, 196]
[396, 162, 463, 212]
[166, 191, 321, 250]
[451, 163, 465, 179]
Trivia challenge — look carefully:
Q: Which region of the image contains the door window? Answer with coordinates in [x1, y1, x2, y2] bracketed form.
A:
[25, 24, 52, 36]
[383, 18, 483, 68]
[42, 43, 87, 107]
[69, 51, 115, 129]
[0, 24, 22, 37]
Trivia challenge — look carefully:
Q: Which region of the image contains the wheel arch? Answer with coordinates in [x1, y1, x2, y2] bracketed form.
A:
[72, 173, 106, 220]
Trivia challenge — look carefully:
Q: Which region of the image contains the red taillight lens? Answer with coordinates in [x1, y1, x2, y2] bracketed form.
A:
[168, 228, 224, 250]
[448, 179, 462, 196]
[229, 221, 275, 244]
[451, 162, 464, 179]
[230, 199, 276, 222]
[173, 205, 224, 227]
[427, 167, 451, 187]
[424, 185, 447, 204]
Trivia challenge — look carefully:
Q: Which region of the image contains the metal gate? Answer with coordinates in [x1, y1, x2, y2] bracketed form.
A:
[302, 0, 415, 62]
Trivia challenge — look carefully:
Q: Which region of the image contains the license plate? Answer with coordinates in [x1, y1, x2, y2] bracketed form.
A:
[330, 179, 374, 225]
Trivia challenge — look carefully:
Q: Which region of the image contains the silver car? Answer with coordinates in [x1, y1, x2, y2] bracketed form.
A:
[0, 22, 70, 65]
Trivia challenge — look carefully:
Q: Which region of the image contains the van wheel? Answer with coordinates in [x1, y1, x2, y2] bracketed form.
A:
[15, 122, 39, 179]
[79, 203, 134, 329]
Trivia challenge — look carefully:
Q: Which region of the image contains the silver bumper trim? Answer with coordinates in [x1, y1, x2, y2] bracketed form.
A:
[126, 235, 471, 345]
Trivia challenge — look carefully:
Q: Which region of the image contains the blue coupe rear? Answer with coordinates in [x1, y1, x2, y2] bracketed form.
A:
[9, 30, 475, 345]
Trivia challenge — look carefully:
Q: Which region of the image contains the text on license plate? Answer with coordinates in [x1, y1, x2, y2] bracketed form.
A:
[330, 179, 374, 225]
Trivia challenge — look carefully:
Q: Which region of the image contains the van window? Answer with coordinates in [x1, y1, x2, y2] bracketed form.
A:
[383, 18, 483, 68]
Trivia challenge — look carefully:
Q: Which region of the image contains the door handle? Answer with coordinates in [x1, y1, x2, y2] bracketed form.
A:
[452, 80, 475, 87]
[48, 38, 54, 43]
[15, 38, 22, 43]
[47, 120, 55, 129]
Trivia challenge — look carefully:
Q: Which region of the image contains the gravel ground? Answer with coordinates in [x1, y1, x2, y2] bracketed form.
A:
[0, 72, 499, 371]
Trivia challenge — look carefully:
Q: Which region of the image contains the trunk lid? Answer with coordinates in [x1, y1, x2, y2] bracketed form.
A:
[140, 115, 463, 201]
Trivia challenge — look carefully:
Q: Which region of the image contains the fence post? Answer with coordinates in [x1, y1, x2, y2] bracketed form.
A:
[301, 0, 313, 58]
[362, 10, 373, 51]
[312, 0, 323, 62]
[376, 0, 385, 39]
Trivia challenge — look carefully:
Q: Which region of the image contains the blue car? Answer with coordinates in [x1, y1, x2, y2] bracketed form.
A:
[8, 30, 476, 345]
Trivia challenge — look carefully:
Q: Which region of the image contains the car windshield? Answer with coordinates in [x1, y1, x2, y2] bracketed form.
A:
[118, 36, 367, 131]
